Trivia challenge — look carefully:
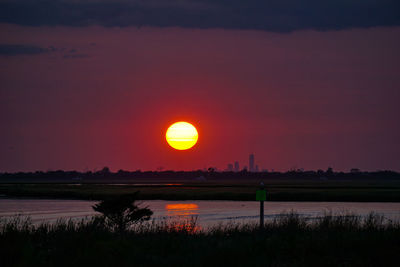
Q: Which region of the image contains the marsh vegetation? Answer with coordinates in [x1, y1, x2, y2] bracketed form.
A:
[2, 180, 400, 202]
[1, 212, 399, 267]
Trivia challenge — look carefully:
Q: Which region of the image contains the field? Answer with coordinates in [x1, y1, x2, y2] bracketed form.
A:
[1, 213, 399, 267]
[1, 179, 400, 202]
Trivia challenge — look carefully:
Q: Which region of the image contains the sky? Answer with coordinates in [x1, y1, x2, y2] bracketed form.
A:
[1, 0, 400, 172]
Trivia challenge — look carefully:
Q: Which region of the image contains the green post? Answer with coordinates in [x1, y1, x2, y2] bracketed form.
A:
[256, 182, 266, 230]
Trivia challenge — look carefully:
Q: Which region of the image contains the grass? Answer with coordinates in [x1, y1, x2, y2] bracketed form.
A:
[1, 180, 400, 201]
[1, 213, 400, 267]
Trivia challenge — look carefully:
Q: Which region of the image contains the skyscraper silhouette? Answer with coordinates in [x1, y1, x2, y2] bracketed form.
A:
[249, 154, 255, 172]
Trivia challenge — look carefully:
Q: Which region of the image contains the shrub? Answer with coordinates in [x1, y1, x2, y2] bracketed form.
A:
[92, 192, 153, 232]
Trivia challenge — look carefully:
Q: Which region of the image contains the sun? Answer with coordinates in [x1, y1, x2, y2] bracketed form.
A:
[166, 121, 198, 150]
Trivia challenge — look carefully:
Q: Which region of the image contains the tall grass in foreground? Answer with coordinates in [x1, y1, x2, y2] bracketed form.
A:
[1, 213, 400, 267]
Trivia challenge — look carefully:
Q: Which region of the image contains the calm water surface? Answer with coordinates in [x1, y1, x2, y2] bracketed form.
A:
[1, 199, 400, 227]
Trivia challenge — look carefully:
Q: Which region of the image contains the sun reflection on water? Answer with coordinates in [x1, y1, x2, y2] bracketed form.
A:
[165, 204, 199, 216]
[165, 203, 200, 232]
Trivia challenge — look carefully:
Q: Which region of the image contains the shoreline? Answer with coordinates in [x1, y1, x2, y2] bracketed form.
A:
[1, 194, 400, 203]
[2, 195, 400, 202]
[1, 182, 400, 202]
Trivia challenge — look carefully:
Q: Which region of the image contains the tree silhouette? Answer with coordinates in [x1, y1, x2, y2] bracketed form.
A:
[92, 192, 153, 232]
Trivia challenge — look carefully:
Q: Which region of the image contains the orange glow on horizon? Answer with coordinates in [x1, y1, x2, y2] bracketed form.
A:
[166, 121, 198, 150]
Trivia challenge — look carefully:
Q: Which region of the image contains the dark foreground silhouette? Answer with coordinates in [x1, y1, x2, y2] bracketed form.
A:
[92, 193, 152, 233]
[1, 212, 399, 267]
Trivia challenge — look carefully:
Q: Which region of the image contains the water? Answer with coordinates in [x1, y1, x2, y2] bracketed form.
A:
[1, 199, 400, 227]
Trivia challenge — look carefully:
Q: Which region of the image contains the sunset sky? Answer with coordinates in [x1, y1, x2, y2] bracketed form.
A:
[1, 0, 399, 172]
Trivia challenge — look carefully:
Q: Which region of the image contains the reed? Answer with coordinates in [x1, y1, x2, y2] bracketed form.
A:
[1, 212, 399, 266]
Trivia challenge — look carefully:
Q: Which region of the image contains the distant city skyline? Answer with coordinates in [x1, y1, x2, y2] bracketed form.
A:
[225, 154, 262, 172]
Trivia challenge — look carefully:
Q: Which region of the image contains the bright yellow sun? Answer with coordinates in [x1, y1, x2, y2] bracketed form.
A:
[166, 121, 198, 150]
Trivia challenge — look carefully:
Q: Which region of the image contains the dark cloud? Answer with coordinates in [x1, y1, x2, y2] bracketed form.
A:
[0, 0, 399, 32]
[0, 44, 88, 58]
[0, 44, 49, 55]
